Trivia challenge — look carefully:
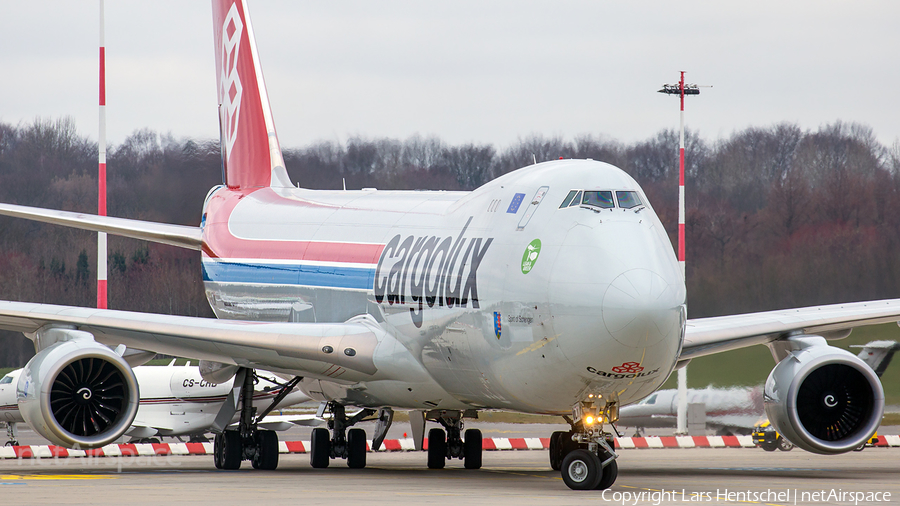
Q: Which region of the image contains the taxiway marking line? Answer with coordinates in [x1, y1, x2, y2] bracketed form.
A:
[0, 474, 117, 480]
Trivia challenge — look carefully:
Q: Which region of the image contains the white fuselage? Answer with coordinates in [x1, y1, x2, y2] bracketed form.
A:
[201, 159, 687, 414]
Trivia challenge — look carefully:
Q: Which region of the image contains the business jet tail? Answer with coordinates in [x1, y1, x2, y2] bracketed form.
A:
[853, 340, 900, 377]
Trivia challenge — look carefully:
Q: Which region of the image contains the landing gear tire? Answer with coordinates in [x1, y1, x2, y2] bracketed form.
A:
[549, 431, 563, 471]
[464, 428, 482, 469]
[778, 438, 794, 452]
[213, 433, 224, 469]
[549, 431, 579, 471]
[427, 428, 446, 469]
[221, 431, 243, 470]
[347, 428, 367, 469]
[595, 458, 618, 490]
[310, 427, 331, 469]
[561, 449, 602, 490]
[251, 430, 279, 470]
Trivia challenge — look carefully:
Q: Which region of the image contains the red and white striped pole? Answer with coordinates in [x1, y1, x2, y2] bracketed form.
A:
[97, 0, 108, 309]
[675, 71, 687, 435]
[677, 70, 686, 279]
[659, 72, 703, 435]
[659, 71, 701, 282]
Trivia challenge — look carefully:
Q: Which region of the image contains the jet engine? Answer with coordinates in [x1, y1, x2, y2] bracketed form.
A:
[764, 337, 883, 454]
[17, 337, 140, 449]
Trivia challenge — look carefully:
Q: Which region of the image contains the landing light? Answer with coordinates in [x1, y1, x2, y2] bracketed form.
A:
[585, 415, 595, 425]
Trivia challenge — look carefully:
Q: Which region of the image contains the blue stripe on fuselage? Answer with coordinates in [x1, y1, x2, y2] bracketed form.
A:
[202, 260, 375, 290]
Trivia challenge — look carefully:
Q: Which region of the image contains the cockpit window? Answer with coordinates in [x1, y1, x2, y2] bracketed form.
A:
[560, 189, 642, 211]
[641, 394, 657, 405]
[0, 375, 12, 384]
[582, 191, 615, 209]
[559, 190, 582, 208]
[559, 190, 579, 209]
[616, 191, 642, 209]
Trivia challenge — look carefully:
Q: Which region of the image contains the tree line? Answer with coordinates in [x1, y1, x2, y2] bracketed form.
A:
[1, 117, 899, 365]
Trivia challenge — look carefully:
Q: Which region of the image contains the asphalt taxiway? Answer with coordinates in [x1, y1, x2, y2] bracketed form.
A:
[1, 447, 897, 505]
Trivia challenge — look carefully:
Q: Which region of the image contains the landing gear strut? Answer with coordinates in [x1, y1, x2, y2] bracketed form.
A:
[212, 368, 302, 471]
[551, 401, 619, 490]
[309, 401, 377, 469]
[426, 410, 482, 470]
[2, 422, 18, 446]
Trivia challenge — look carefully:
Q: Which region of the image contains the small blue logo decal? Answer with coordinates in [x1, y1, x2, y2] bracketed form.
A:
[507, 193, 526, 214]
[493, 312, 502, 339]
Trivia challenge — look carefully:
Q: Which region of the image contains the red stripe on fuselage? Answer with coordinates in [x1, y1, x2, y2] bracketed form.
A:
[202, 187, 385, 263]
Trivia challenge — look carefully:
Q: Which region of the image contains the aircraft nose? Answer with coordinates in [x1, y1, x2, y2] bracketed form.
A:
[602, 268, 683, 348]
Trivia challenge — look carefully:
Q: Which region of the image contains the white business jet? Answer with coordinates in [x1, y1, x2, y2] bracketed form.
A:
[0, 0, 897, 489]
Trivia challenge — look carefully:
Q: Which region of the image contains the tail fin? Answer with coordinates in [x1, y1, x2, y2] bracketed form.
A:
[853, 340, 900, 377]
[212, 0, 292, 189]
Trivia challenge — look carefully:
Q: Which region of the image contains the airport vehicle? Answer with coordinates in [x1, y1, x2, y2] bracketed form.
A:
[0, 363, 317, 446]
[753, 422, 880, 452]
[0, 0, 895, 490]
[617, 340, 898, 436]
[752, 420, 793, 451]
[855, 433, 880, 451]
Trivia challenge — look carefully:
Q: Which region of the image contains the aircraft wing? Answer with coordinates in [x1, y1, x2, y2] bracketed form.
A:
[0, 202, 201, 250]
[682, 298, 900, 360]
[0, 300, 381, 379]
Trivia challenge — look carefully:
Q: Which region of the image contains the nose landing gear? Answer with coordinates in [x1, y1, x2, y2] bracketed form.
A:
[3, 422, 18, 446]
[550, 401, 619, 490]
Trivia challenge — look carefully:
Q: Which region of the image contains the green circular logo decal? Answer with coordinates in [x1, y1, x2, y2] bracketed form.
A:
[521, 239, 541, 274]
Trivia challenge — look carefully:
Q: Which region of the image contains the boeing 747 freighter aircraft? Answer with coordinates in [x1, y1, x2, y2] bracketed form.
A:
[0, 0, 897, 490]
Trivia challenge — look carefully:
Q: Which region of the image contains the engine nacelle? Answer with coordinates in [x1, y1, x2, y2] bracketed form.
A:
[764, 338, 884, 454]
[17, 338, 140, 448]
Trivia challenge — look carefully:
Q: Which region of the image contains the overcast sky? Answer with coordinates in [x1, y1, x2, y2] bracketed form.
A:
[3, 1, 899, 151]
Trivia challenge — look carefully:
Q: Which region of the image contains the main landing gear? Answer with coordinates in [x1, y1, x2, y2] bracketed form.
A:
[549, 401, 619, 490]
[212, 368, 302, 471]
[426, 410, 482, 470]
[309, 402, 383, 469]
[308, 405, 483, 471]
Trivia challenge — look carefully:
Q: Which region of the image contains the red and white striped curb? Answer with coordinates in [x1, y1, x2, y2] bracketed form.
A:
[2, 435, 898, 459]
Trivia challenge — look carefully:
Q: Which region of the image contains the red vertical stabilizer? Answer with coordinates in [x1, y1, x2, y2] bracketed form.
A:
[212, 0, 292, 189]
